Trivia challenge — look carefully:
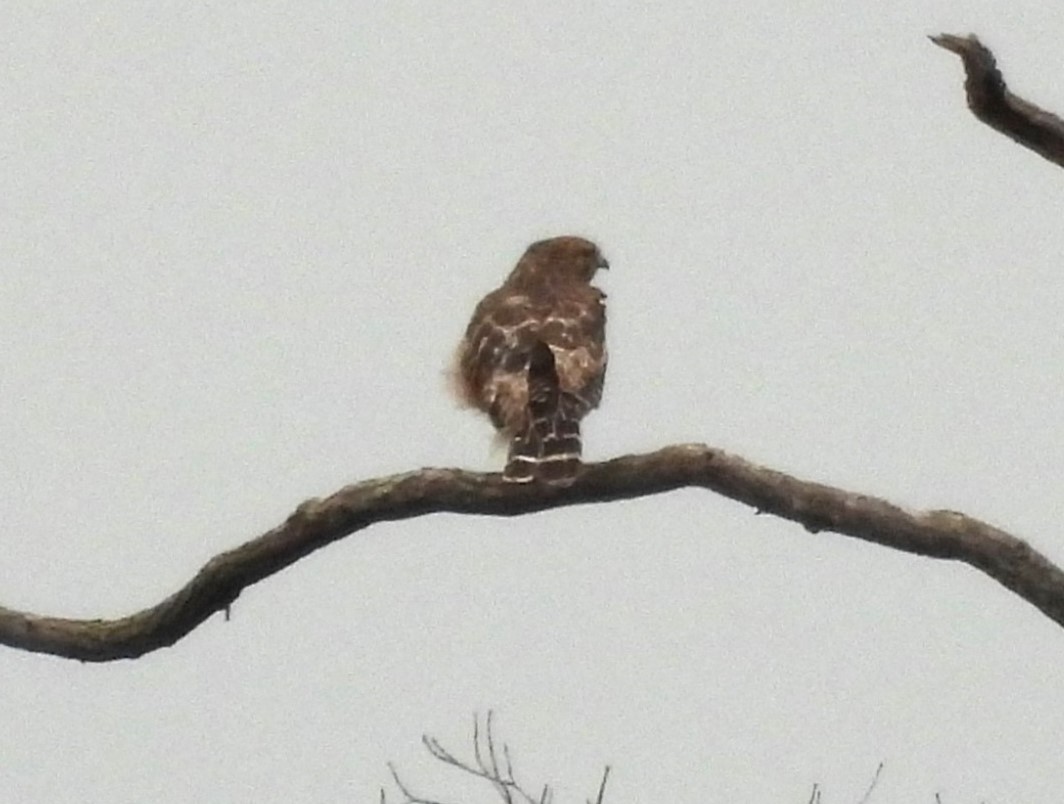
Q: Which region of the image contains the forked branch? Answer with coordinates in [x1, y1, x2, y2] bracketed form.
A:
[384, 711, 609, 804]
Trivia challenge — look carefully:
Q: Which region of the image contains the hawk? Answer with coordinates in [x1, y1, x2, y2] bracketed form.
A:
[453, 236, 609, 484]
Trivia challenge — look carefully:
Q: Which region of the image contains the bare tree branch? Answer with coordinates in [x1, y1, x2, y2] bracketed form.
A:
[388, 760, 452, 804]
[1, 443, 1062, 661]
[389, 713, 580, 804]
[857, 762, 884, 804]
[590, 766, 609, 804]
[931, 33, 1064, 167]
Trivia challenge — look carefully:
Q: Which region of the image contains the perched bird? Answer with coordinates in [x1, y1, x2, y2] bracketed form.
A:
[453, 236, 609, 484]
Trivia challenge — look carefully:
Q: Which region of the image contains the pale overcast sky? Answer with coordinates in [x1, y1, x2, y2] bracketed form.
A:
[3, 2, 1064, 802]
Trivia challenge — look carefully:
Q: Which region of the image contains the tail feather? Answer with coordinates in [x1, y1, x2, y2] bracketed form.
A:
[504, 342, 583, 484]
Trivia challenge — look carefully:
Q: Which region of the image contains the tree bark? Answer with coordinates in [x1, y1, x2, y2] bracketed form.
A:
[2, 444, 1061, 662]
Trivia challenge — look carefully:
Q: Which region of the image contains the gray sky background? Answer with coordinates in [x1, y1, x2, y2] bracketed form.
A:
[3, 2, 1064, 802]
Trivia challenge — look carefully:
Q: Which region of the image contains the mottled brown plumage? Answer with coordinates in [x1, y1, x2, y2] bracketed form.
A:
[454, 236, 609, 483]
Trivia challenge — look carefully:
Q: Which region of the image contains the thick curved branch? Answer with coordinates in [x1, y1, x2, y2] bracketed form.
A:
[2, 443, 1062, 662]
[932, 33, 1064, 167]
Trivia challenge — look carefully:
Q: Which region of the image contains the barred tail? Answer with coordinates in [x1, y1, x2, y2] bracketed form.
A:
[504, 341, 583, 484]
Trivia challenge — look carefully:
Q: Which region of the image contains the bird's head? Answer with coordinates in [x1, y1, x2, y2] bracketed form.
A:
[513, 235, 609, 285]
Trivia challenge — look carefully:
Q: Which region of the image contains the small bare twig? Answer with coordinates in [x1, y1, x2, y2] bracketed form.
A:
[388, 713, 606, 803]
[857, 762, 885, 804]
[590, 766, 610, 804]
[387, 760, 451, 804]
